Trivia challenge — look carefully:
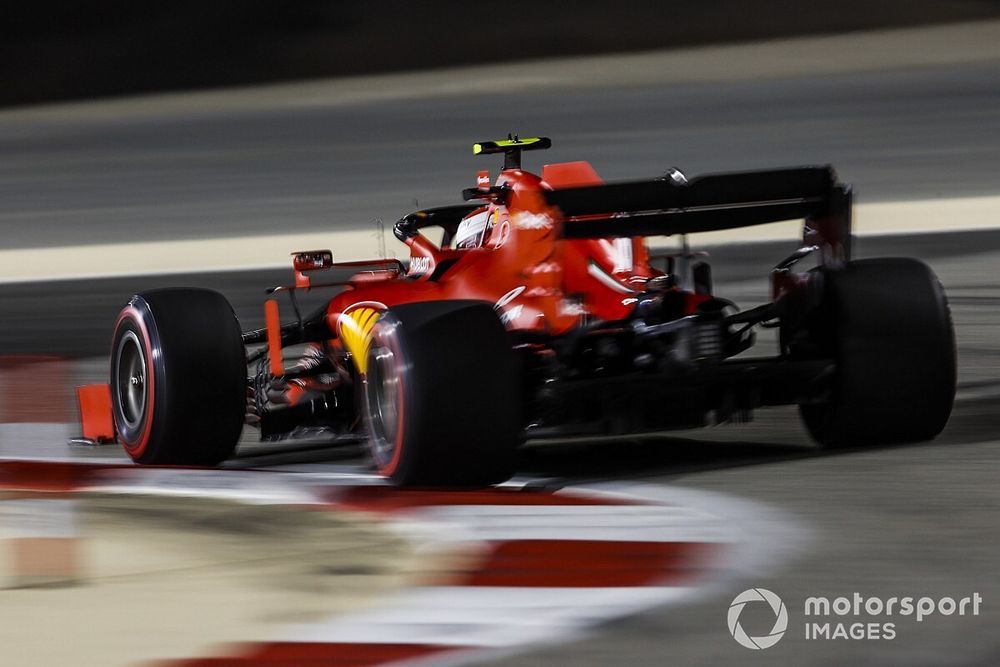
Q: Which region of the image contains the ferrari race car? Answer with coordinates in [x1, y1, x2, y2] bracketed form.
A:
[78, 137, 956, 486]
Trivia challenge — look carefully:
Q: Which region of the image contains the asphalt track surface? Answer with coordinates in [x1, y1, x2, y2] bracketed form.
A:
[4, 58, 1000, 665]
[2, 60, 1000, 251]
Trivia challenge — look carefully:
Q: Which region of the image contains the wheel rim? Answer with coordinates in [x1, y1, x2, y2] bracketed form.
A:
[115, 330, 147, 431]
[365, 326, 404, 470]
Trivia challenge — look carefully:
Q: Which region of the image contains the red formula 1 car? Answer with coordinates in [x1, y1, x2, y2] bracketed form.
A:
[79, 137, 956, 485]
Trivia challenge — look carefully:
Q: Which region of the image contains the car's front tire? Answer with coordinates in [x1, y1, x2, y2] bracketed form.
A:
[798, 258, 956, 448]
[111, 288, 246, 465]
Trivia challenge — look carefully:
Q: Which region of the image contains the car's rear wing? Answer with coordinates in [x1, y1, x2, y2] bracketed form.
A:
[547, 165, 852, 262]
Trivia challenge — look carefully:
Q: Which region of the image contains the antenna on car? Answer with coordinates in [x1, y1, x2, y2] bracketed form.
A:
[473, 134, 552, 170]
[372, 217, 386, 259]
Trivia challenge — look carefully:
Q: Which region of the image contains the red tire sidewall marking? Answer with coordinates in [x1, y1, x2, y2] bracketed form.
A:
[114, 304, 156, 460]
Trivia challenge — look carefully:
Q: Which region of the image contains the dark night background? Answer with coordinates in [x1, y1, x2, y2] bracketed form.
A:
[4, 0, 1000, 107]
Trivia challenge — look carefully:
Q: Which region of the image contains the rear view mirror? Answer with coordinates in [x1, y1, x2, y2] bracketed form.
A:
[292, 250, 334, 272]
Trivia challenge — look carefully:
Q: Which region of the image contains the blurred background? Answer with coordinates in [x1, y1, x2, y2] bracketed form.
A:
[3, 3, 1000, 666]
[4, 0, 999, 107]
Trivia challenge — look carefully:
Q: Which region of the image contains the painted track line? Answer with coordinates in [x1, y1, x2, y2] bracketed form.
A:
[2, 195, 999, 285]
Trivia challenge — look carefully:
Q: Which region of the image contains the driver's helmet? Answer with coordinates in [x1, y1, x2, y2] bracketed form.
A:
[453, 209, 492, 249]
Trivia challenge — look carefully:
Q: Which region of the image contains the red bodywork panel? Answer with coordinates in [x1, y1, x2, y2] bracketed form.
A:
[76, 384, 115, 443]
[326, 162, 667, 354]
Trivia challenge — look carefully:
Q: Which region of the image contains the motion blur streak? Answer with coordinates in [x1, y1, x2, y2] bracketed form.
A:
[3, 195, 1000, 283]
[0, 356, 69, 422]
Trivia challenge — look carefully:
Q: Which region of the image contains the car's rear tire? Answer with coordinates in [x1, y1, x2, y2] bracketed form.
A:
[798, 258, 955, 448]
[362, 300, 521, 486]
[111, 288, 246, 465]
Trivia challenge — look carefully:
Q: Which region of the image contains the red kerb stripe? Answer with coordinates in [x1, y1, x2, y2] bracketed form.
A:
[331, 485, 634, 513]
[460, 539, 717, 587]
[156, 641, 465, 666]
[0, 460, 127, 492]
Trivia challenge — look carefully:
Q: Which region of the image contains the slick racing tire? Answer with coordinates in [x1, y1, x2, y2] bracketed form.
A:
[361, 300, 521, 487]
[111, 288, 246, 465]
[799, 258, 956, 448]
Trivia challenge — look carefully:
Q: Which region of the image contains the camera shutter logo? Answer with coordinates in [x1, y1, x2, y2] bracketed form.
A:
[728, 588, 788, 649]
